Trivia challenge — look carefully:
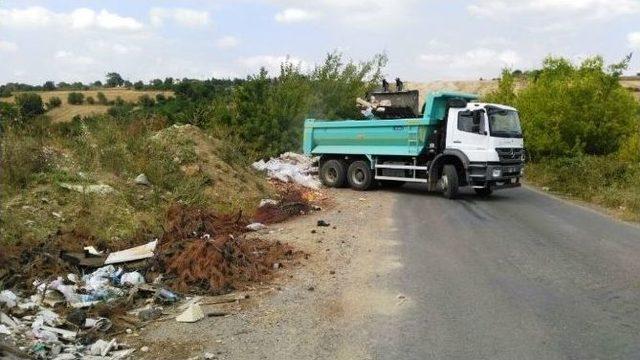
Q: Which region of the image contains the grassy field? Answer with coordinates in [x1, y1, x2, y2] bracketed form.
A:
[2, 89, 173, 123]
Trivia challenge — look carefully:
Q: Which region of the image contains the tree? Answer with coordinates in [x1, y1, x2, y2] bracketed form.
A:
[86, 96, 95, 105]
[485, 55, 640, 158]
[106, 72, 125, 87]
[124, 80, 133, 88]
[46, 96, 62, 110]
[150, 79, 163, 89]
[93, 80, 103, 87]
[164, 77, 174, 88]
[67, 92, 85, 105]
[133, 81, 144, 90]
[15, 93, 45, 118]
[43, 81, 56, 91]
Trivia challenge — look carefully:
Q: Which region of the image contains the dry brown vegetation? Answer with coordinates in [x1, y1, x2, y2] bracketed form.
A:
[3, 89, 173, 123]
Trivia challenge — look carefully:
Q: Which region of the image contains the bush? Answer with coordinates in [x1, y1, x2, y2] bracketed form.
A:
[486, 56, 639, 159]
[155, 93, 166, 103]
[15, 93, 45, 118]
[215, 52, 387, 157]
[0, 129, 52, 190]
[96, 92, 108, 105]
[138, 94, 155, 108]
[67, 92, 85, 105]
[86, 96, 95, 105]
[46, 96, 62, 110]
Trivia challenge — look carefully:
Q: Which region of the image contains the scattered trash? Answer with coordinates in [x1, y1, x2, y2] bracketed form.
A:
[120, 271, 146, 286]
[65, 309, 87, 327]
[252, 152, 321, 189]
[141, 346, 150, 352]
[58, 183, 115, 195]
[175, 303, 205, 323]
[0, 290, 18, 308]
[259, 199, 279, 208]
[542, 186, 550, 192]
[90, 338, 116, 357]
[246, 222, 267, 231]
[138, 307, 163, 322]
[83, 246, 104, 256]
[85, 317, 112, 332]
[135, 173, 151, 186]
[104, 240, 157, 265]
[317, 220, 330, 227]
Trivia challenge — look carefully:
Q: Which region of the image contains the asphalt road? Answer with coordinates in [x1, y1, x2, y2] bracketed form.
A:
[371, 185, 640, 360]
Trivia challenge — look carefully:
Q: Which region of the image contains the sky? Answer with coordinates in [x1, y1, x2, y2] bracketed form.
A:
[1, 0, 639, 85]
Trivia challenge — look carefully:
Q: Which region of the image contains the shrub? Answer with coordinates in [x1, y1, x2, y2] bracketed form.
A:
[114, 96, 125, 106]
[67, 92, 85, 105]
[138, 94, 155, 108]
[155, 93, 166, 103]
[0, 129, 52, 190]
[486, 56, 639, 159]
[46, 96, 62, 110]
[96, 92, 108, 105]
[86, 96, 96, 105]
[15, 93, 45, 118]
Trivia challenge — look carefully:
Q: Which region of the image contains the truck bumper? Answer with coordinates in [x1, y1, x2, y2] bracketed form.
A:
[467, 162, 524, 190]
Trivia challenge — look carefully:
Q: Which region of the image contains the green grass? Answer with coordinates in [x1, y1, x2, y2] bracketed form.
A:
[525, 156, 640, 222]
[0, 113, 273, 246]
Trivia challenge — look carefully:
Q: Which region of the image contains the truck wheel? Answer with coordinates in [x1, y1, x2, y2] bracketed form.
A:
[347, 161, 374, 191]
[320, 159, 347, 188]
[474, 187, 493, 197]
[441, 165, 459, 199]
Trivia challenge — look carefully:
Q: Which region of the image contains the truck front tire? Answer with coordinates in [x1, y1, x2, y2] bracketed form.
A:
[347, 161, 374, 191]
[442, 165, 459, 199]
[320, 159, 347, 188]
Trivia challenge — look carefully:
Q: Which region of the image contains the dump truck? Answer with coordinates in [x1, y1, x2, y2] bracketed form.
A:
[302, 91, 524, 198]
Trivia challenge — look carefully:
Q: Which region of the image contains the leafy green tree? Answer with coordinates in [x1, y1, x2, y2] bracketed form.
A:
[485, 55, 639, 159]
[43, 81, 56, 91]
[133, 81, 144, 90]
[67, 92, 85, 105]
[93, 80, 103, 87]
[106, 72, 124, 87]
[15, 93, 45, 118]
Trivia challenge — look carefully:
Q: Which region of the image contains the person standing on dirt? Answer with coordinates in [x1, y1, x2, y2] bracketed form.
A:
[382, 78, 389, 92]
[396, 78, 404, 92]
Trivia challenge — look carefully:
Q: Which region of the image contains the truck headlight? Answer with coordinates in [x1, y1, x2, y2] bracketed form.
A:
[492, 169, 502, 178]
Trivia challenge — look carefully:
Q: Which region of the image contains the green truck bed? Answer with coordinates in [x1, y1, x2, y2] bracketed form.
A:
[303, 91, 478, 157]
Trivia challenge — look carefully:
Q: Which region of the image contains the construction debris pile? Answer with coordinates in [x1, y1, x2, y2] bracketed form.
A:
[0, 197, 313, 358]
[252, 152, 321, 189]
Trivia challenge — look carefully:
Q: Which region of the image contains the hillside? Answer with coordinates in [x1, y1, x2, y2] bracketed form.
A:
[2, 89, 173, 123]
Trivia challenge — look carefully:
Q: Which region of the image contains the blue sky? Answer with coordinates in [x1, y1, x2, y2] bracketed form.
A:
[1, 0, 639, 84]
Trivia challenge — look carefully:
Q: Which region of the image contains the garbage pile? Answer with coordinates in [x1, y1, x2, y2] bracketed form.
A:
[0, 203, 307, 359]
[0, 265, 162, 359]
[252, 152, 321, 189]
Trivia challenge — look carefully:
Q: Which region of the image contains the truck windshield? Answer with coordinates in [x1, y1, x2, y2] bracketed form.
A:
[488, 108, 522, 138]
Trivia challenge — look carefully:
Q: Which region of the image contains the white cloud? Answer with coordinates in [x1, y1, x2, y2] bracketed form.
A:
[418, 48, 523, 77]
[150, 8, 210, 27]
[0, 6, 54, 28]
[0, 40, 18, 52]
[53, 50, 95, 65]
[0, 6, 143, 31]
[628, 32, 640, 49]
[275, 8, 317, 23]
[216, 36, 240, 49]
[468, 0, 640, 20]
[237, 55, 308, 74]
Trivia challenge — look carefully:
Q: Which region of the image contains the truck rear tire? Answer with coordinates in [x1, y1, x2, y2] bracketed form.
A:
[442, 165, 459, 199]
[347, 161, 374, 191]
[320, 159, 347, 188]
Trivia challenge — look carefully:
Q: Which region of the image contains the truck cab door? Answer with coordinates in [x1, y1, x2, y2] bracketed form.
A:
[446, 109, 489, 162]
